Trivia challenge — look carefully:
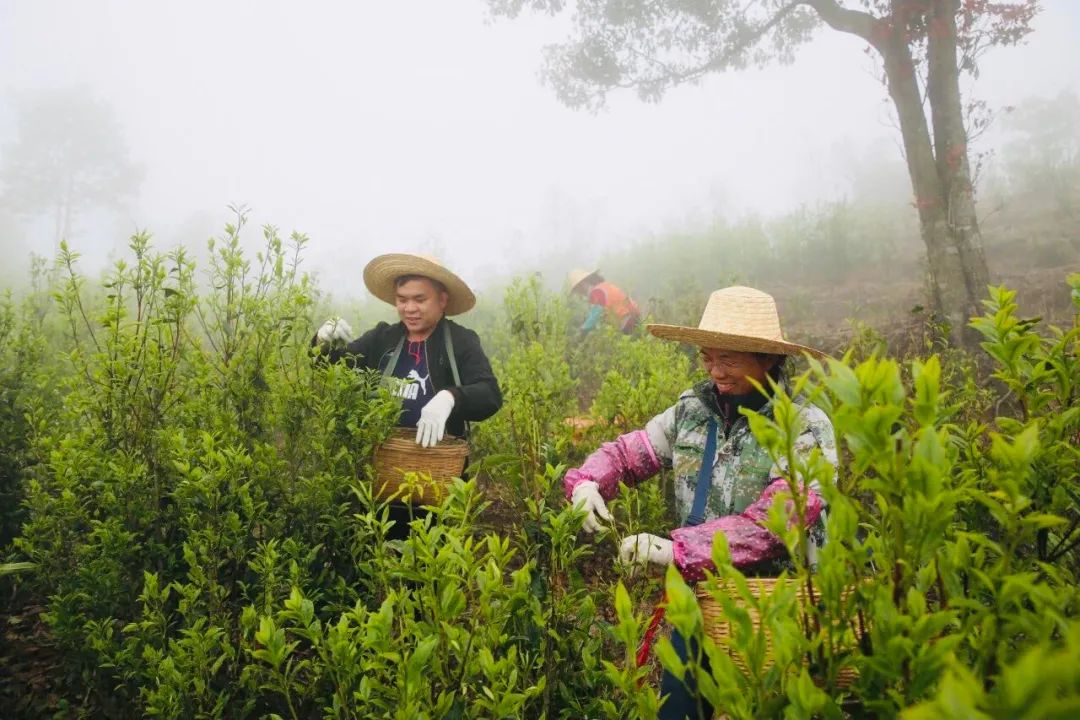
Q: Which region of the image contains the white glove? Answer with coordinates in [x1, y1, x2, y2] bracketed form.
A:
[416, 390, 455, 448]
[316, 317, 354, 347]
[571, 480, 613, 534]
[619, 533, 674, 570]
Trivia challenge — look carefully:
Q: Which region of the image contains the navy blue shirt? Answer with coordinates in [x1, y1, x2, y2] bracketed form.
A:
[390, 339, 434, 427]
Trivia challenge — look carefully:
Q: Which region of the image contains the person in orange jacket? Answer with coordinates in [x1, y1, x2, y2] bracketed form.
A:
[568, 269, 641, 334]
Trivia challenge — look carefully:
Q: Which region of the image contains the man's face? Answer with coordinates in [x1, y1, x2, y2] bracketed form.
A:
[395, 277, 449, 336]
[698, 348, 777, 396]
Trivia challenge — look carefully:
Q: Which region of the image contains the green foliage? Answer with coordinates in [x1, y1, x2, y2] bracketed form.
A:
[1, 221, 670, 719]
[4, 215, 407, 717]
[611, 278, 1080, 718]
[968, 280, 1080, 570]
[902, 622, 1080, 720]
[2, 211, 1078, 718]
[585, 326, 696, 434]
[472, 275, 578, 486]
[0, 256, 62, 552]
[0, 296, 36, 548]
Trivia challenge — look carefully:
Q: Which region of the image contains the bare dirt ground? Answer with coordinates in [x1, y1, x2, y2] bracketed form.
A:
[776, 203, 1080, 353]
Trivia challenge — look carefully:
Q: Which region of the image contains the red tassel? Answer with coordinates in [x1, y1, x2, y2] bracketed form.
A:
[635, 593, 668, 677]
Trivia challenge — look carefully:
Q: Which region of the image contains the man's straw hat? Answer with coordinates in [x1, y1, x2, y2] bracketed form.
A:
[363, 253, 476, 316]
[568, 268, 601, 294]
[647, 286, 822, 357]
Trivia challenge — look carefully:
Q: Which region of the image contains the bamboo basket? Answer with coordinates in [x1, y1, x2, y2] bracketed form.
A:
[371, 428, 469, 504]
[696, 577, 860, 689]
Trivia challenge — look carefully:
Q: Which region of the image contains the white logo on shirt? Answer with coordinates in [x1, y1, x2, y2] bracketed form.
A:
[395, 369, 431, 401]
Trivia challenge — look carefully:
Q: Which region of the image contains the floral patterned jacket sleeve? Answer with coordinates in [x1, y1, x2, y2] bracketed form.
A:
[562, 404, 677, 500]
[670, 479, 824, 581]
[562, 429, 663, 500]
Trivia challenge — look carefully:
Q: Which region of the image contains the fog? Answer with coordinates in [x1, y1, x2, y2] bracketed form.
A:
[1, 0, 1078, 297]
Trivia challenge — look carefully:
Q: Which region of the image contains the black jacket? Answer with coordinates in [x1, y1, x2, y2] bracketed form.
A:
[322, 317, 502, 437]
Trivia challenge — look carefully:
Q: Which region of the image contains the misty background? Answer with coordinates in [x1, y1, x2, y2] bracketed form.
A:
[0, 0, 1077, 302]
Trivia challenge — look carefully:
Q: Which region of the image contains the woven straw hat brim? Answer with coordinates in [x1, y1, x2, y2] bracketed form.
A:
[569, 269, 601, 294]
[646, 323, 824, 358]
[363, 253, 476, 316]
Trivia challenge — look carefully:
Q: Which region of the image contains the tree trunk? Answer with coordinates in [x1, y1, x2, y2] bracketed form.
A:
[807, 0, 992, 343]
[879, 0, 990, 345]
[926, 0, 990, 337]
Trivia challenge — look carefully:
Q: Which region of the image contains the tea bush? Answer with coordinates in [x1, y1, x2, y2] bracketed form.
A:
[624, 275, 1080, 719]
[0, 256, 62, 551]
[0, 223, 663, 719]
[5, 220, 408, 716]
[1, 210, 1077, 720]
[0, 295, 35, 549]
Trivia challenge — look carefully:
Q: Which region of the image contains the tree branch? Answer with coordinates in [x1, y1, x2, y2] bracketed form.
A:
[662, 2, 806, 86]
[802, 0, 881, 46]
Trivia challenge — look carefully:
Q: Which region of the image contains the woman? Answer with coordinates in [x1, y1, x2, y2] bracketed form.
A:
[563, 286, 836, 720]
[567, 268, 641, 335]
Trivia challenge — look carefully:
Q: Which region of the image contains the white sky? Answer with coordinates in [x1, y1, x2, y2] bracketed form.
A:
[0, 0, 1077, 295]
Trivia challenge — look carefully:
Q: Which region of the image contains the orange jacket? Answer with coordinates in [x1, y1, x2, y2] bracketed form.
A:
[589, 282, 639, 321]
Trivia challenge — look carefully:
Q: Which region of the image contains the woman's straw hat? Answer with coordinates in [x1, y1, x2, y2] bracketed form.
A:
[363, 253, 476, 316]
[647, 286, 822, 357]
[567, 268, 601, 294]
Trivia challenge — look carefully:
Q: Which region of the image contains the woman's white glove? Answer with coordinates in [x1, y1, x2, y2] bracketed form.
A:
[619, 533, 674, 570]
[416, 390, 455, 448]
[571, 480, 613, 534]
[316, 317, 354, 348]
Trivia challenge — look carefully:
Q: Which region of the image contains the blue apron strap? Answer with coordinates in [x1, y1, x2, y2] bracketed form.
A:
[685, 418, 718, 527]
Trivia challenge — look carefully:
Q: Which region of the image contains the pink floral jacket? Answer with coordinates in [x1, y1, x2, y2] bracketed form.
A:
[564, 390, 834, 581]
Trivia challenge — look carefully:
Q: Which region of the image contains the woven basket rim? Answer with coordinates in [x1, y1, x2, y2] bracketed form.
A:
[371, 426, 468, 504]
[692, 575, 861, 689]
[379, 426, 468, 449]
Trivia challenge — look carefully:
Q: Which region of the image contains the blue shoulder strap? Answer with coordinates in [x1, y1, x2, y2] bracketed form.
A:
[685, 418, 718, 526]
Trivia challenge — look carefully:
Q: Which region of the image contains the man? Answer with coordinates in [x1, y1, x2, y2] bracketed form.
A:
[315, 253, 502, 536]
[568, 268, 641, 335]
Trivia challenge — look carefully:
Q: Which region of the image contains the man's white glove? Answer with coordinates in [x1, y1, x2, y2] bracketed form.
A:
[316, 317, 354, 348]
[619, 533, 674, 570]
[416, 390, 455, 448]
[571, 480, 613, 534]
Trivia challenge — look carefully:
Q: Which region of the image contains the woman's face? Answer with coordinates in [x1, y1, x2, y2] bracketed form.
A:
[698, 348, 777, 396]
